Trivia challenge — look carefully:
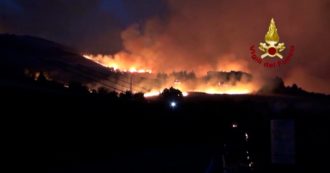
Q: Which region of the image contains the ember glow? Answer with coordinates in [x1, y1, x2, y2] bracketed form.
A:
[143, 91, 188, 98]
[202, 88, 252, 95]
[143, 91, 161, 98]
[146, 84, 254, 97]
[83, 54, 258, 97]
[84, 54, 152, 73]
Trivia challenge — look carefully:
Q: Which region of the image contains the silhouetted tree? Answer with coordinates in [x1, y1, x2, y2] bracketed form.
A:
[161, 87, 183, 100]
[291, 84, 299, 90]
[133, 92, 145, 101]
[37, 72, 48, 83]
[258, 77, 285, 94]
[68, 81, 89, 94]
[98, 87, 110, 95]
[119, 91, 133, 100]
[108, 91, 118, 99]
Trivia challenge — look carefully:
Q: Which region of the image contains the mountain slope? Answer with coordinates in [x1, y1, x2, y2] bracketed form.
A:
[0, 34, 111, 83]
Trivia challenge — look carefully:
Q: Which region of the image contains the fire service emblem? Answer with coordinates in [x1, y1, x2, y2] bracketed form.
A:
[250, 18, 295, 68]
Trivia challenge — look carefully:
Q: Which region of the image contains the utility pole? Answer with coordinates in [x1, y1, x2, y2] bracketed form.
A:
[130, 74, 133, 93]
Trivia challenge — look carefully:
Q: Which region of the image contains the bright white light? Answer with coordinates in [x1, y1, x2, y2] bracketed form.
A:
[245, 133, 249, 140]
[249, 162, 254, 167]
[170, 101, 177, 108]
[232, 123, 238, 128]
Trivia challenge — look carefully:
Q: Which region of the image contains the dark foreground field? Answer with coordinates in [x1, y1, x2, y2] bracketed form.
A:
[2, 88, 330, 173]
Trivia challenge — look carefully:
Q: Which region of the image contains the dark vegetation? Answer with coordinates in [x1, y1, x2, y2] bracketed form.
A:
[2, 64, 329, 173]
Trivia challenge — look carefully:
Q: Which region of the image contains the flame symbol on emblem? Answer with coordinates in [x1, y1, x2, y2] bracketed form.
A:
[259, 18, 286, 59]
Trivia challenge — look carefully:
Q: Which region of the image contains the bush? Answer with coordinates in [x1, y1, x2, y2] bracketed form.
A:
[161, 87, 183, 100]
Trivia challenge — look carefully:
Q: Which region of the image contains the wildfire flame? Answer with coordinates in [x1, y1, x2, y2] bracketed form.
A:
[143, 91, 162, 98]
[84, 54, 152, 74]
[83, 54, 257, 97]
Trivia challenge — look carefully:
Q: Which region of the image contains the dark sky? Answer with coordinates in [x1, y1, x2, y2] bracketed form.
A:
[0, 0, 168, 53]
[1, 0, 330, 93]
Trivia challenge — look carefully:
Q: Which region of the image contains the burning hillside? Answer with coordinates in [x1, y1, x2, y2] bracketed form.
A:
[83, 54, 258, 97]
[0, 34, 258, 97]
[82, 14, 259, 96]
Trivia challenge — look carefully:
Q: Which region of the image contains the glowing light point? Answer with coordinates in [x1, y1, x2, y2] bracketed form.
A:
[245, 132, 249, 140]
[249, 162, 254, 168]
[182, 92, 189, 97]
[170, 101, 177, 108]
[232, 123, 238, 128]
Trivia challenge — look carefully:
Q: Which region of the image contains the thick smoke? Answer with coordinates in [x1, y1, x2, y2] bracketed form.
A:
[2, 0, 330, 93]
[91, 0, 330, 93]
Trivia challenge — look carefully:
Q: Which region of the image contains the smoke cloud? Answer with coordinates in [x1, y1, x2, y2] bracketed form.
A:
[2, 0, 330, 93]
[94, 0, 330, 93]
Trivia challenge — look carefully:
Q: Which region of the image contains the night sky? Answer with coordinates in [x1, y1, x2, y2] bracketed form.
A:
[1, 0, 330, 93]
[0, 0, 168, 53]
